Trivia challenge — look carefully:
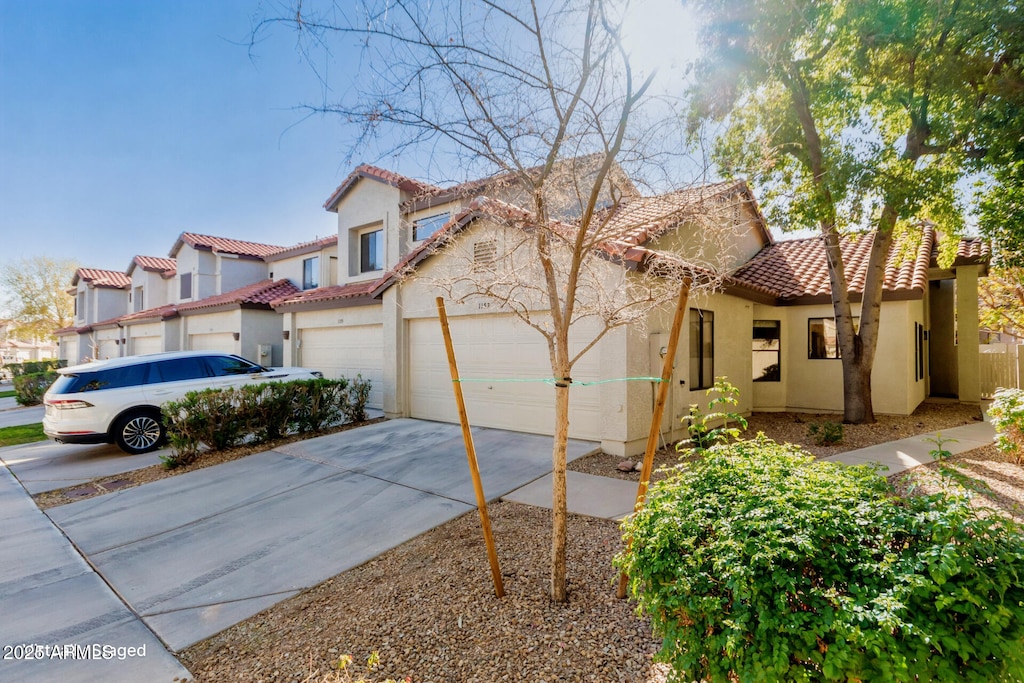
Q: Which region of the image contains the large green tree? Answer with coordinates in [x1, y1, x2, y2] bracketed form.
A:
[0, 256, 77, 342]
[686, 0, 1023, 422]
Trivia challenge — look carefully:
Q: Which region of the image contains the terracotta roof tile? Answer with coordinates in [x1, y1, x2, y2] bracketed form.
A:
[952, 237, 991, 263]
[730, 228, 936, 301]
[266, 235, 338, 261]
[74, 268, 131, 289]
[174, 232, 285, 259]
[120, 303, 179, 324]
[177, 279, 300, 313]
[131, 255, 177, 277]
[324, 164, 442, 211]
[272, 280, 381, 308]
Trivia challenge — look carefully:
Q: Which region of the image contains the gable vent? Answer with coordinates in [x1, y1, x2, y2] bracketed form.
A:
[473, 240, 497, 265]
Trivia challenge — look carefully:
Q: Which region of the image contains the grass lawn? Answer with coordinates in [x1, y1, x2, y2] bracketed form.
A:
[0, 390, 16, 399]
[0, 423, 46, 448]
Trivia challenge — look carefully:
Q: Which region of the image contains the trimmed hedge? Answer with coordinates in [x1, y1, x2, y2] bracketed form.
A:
[617, 436, 1024, 683]
[5, 359, 66, 378]
[161, 376, 371, 468]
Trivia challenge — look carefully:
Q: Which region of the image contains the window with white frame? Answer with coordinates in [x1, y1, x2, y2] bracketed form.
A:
[302, 256, 319, 289]
[413, 213, 448, 241]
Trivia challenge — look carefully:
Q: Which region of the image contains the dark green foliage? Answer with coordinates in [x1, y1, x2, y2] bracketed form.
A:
[12, 371, 59, 405]
[5, 359, 66, 378]
[807, 420, 843, 446]
[617, 437, 1024, 683]
[160, 376, 372, 468]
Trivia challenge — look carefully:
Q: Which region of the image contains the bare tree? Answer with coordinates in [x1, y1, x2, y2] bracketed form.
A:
[0, 256, 77, 342]
[259, 0, 729, 601]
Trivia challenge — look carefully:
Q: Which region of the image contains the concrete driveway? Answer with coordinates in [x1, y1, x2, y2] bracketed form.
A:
[43, 419, 597, 653]
[0, 404, 43, 429]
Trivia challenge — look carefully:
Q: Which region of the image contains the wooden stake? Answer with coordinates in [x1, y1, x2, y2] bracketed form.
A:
[617, 280, 691, 599]
[436, 297, 505, 598]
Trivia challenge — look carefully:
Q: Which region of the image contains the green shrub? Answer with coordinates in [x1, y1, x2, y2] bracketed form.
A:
[988, 388, 1024, 465]
[807, 419, 843, 445]
[6, 359, 65, 378]
[617, 436, 1024, 683]
[12, 371, 59, 406]
[680, 377, 747, 452]
[161, 376, 372, 469]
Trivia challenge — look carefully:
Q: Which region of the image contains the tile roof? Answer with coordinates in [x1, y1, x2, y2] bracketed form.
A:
[272, 280, 382, 308]
[172, 232, 285, 259]
[119, 303, 179, 324]
[592, 180, 770, 248]
[177, 279, 300, 313]
[74, 268, 131, 289]
[266, 235, 338, 261]
[950, 236, 991, 264]
[130, 255, 177, 277]
[729, 229, 937, 302]
[324, 164, 442, 211]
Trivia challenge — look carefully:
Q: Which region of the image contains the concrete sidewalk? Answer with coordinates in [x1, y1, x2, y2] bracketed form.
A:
[41, 419, 597, 653]
[0, 462, 190, 682]
[821, 419, 995, 474]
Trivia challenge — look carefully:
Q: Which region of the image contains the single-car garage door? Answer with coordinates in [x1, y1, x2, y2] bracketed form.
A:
[131, 336, 162, 356]
[299, 325, 384, 408]
[96, 338, 119, 361]
[408, 314, 601, 440]
[189, 333, 235, 353]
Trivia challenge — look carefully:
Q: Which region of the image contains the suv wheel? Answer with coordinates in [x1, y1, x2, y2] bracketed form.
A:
[113, 410, 165, 454]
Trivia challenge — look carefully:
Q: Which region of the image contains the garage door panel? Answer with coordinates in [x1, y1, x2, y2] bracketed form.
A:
[299, 325, 383, 409]
[189, 333, 235, 352]
[131, 336, 162, 356]
[409, 315, 601, 440]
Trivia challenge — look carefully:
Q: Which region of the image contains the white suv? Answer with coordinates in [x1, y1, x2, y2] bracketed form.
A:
[43, 351, 323, 454]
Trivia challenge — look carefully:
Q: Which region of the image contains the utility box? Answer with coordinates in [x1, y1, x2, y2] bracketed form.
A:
[257, 344, 275, 367]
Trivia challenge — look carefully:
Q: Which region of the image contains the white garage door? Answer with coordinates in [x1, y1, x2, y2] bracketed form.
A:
[189, 333, 235, 353]
[96, 338, 119, 361]
[408, 314, 601, 440]
[299, 325, 384, 408]
[131, 336, 162, 356]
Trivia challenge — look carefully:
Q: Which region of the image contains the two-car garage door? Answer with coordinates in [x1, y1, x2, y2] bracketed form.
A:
[408, 314, 602, 440]
[299, 325, 384, 409]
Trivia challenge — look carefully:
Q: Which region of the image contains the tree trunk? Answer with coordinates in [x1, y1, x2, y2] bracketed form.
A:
[550, 380, 570, 602]
[842, 351, 874, 423]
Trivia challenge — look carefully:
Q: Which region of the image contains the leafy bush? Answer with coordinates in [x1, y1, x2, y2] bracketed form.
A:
[807, 419, 844, 445]
[988, 388, 1024, 465]
[161, 376, 372, 468]
[5, 359, 65, 378]
[680, 377, 747, 451]
[12, 371, 59, 405]
[617, 436, 1024, 683]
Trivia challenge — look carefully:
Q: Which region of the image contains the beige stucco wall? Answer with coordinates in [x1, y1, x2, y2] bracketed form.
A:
[270, 244, 339, 290]
[650, 202, 769, 274]
[218, 257, 269, 296]
[957, 266, 982, 403]
[333, 179, 402, 284]
[779, 300, 925, 415]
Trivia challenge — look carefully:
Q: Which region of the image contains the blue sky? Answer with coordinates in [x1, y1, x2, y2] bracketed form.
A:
[0, 0, 697, 277]
[0, 0, 360, 271]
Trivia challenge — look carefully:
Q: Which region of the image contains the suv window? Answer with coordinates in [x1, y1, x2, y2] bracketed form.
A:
[50, 364, 151, 394]
[151, 357, 210, 383]
[205, 355, 262, 376]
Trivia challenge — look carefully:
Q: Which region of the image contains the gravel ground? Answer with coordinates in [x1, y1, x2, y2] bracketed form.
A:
[176, 400, 1012, 683]
[568, 400, 985, 483]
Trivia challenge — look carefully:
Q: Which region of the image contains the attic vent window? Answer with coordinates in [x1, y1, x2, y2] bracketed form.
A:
[473, 240, 497, 265]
